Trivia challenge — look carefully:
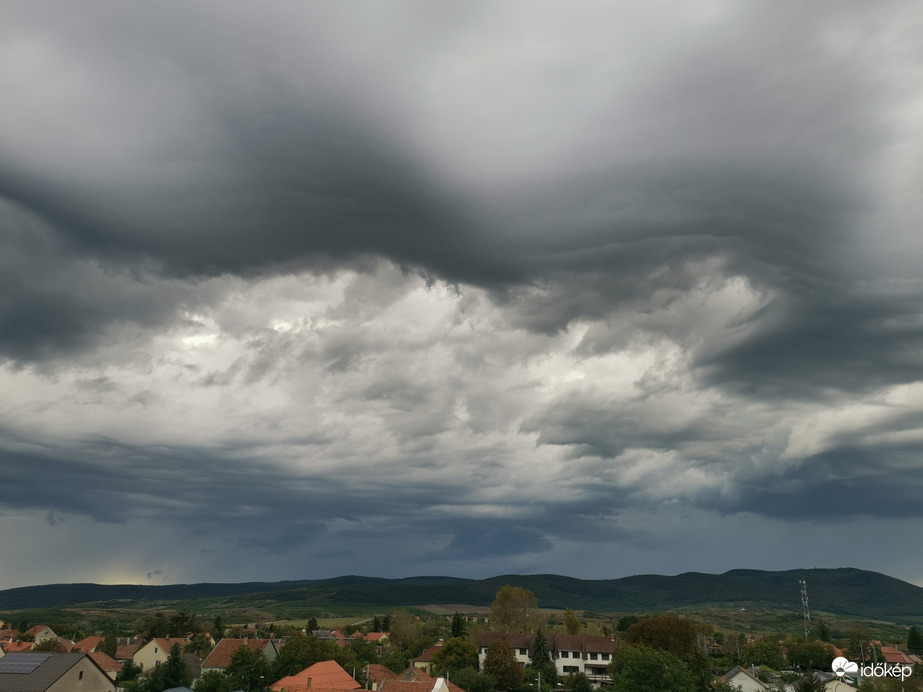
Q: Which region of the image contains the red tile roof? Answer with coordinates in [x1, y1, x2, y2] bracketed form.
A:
[89, 650, 123, 675]
[414, 644, 442, 663]
[115, 643, 142, 660]
[366, 633, 389, 642]
[73, 636, 103, 654]
[270, 660, 362, 692]
[202, 638, 273, 669]
[364, 664, 399, 686]
[2, 641, 35, 653]
[880, 646, 913, 664]
[381, 667, 465, 692]
[150, 638, 192, 655]
[479, 632, 533, 650]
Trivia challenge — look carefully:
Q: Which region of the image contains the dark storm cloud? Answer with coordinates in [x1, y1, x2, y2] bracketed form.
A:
[2, 0, 910, 388]
[2, 1, 923, 586]
[721, 448, 923, 521]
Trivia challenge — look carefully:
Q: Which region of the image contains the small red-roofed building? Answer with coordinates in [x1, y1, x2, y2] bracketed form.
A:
[4, 640, 36, 653]
[201, 638, 277, 673]
[88, 651, 123, 681]
[881, 646, 915, 665]
[25, 626, 58, 645]
[270, 659, 362, 692]
[0, 629, 21, 643]
[412, 643, 443, 674]
[114, 641, 143, 662]
[73, 636, 103, 654]
[362, 663, 398, 691]
[378, 667, 464, 692]
[133, 637, 190, 672]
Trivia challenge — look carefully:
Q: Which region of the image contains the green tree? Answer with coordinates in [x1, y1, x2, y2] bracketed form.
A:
[793, 672, 826, 692]
[610, 645, 696, 692]
[563, 609, 581, 635]
[616, 616, 641, 632]
[482, 639, 524, 691]
[145, 643, 193, 692]
[451, 612, 468, 639]
[431, 637, 479, 676]
[306, 617, 318, 632]
[34, 639, 62, 652]
[226, 645, 271, 692]
[187, 632, 214, 658]
[389, 608, 420, 652]
[452, 667, 496, 692]
[170, 609, 201, 637]
[138, 612, 171, 640]
[722, 632, 746, 665]
[116, 660, 143, 684]
[383, 650, 411, 674]
[272, 634, 338, 679]
[347, 636, 381, 669]
[563, 673, 593, 692]
[529, 629, 557, 686]
[100, 631, 118, 657]
[909, 626, 923, 656]
[625, 615, 698, 660]
[490, 586, 539, 632]
[784, 637, 832, 671]
[195, 670, 235, 692]
[743, 637, 785, 670]
[813, 622, 830, 644]
[213, 615, 225, 639]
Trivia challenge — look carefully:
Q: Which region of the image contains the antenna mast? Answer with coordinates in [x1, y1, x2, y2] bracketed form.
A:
[799, 579, 811, 637]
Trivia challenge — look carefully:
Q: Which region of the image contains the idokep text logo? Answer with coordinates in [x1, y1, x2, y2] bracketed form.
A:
[832, 656, 913, 681]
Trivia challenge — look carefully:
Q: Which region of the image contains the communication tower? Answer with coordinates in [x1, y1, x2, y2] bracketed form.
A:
[799, 579, 811, 637]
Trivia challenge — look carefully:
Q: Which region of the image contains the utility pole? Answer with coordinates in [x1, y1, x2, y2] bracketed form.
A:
[799, 579, 811, 637]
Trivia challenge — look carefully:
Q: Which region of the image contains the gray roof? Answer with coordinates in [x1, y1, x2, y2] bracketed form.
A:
[0, 652, 103, 692]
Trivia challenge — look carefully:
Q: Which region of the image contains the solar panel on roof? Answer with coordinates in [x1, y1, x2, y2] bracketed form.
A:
[0, 653, 52, 674]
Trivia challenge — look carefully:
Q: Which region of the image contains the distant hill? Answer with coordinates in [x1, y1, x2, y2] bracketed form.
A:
[2, 568, 921, 623]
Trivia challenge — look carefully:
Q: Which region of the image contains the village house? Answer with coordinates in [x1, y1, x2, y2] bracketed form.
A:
[133, 637, 191, 671]
[719, 665, 769, 692]
[201, 637, 278, 674]
[478, 632, 618, 685]
[412, 642, 444, 674]
[0, 651, 115, 692]
[270, 658, 362, 692]
[24, 626, 58, 646]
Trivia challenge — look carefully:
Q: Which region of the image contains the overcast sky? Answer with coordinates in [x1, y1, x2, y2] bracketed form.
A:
[2, 1, 923, 591]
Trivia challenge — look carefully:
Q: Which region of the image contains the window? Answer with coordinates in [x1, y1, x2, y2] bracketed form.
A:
[602, 653, 610, 660]
[520, 648, 527, 655]
[589, 653, 598, 660]
[78, 671, 84, 680]
[560, 651, 568, 658]
[563, 666, 579, 674]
